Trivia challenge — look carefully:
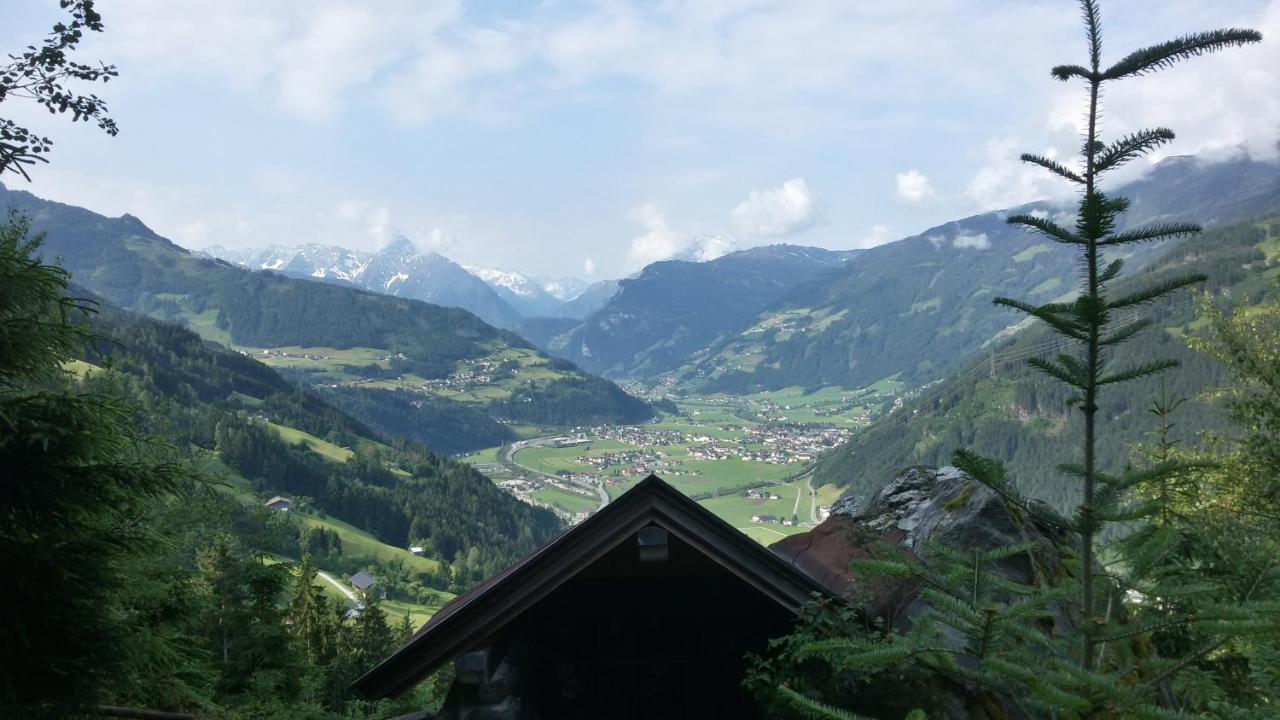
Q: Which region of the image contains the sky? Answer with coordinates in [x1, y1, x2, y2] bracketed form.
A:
[3, 0, 1278, 279]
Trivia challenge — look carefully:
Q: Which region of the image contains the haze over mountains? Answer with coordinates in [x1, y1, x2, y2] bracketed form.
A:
[203, 240, 611, 329]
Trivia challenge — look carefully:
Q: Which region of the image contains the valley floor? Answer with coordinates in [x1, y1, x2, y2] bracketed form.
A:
[463, 383, 896, 542]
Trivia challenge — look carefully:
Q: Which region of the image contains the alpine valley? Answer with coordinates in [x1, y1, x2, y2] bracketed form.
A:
[6, 154, 1278, 537]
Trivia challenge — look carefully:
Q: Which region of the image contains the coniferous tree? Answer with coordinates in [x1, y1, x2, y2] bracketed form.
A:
[754, 3, 1270, 718]
[289, 554, 337, 666]
[989, 0, 1259, 670]
[0, 214, 187, 716]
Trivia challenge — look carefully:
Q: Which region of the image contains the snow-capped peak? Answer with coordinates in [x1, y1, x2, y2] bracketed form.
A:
[465, 266, 543, 298]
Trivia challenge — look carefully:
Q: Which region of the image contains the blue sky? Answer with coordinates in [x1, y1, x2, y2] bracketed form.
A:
[3, 0, 1277, 279]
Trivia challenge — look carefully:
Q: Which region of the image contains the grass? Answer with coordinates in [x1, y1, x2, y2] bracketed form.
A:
[698, 483, 803, 529]
[813, 483, 844, 508]
[530, 485, 599, 515]
[185, 308, 233, 345]
[384, 596, 453, 632]
[298, 513, 441, 574]
[62, 359, 103, 378]
[460, 446, 502, 465]
[265, 421, 355, 463]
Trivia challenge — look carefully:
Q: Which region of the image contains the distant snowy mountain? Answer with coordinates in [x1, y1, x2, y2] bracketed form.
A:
[537, 276, 591, 301]
[465, 266, 566, 317]
[202, 237, 523, 329]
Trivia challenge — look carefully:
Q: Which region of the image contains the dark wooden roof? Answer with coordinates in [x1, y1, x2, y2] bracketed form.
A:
[353, 474, 829, 699]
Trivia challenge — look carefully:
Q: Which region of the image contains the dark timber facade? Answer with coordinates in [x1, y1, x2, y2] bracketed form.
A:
[354, 474, 830, 719]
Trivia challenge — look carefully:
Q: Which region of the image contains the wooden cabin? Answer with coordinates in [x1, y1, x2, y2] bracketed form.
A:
[354, 475, 831, 719]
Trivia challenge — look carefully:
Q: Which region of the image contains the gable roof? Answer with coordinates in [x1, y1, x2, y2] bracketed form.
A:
[353, 474, 829, 699]
[349, 571, 376, 590]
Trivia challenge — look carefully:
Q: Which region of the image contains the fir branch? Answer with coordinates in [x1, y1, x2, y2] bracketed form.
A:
[1007, 214, 1085, 244]
[1019, 153, 1084, 183]
[1099, 257, 1125, 283]
[1029, 356, 1087, 389]
[1100, 222, 1201, 247]
[1094, 129, 1176, 173]
[1108, 276, 1205, 310]
[1100, 318, 1152, 347]
[1051, 64, 1095, 81]
[994, 297, 1088, 340]
[1097, 359, 1179, 387]
[776, 685, 874, 720]
[1102, 29, 1263, 79]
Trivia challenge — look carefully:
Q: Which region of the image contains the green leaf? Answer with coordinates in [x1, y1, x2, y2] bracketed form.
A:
[1102, 29, 1263, 79]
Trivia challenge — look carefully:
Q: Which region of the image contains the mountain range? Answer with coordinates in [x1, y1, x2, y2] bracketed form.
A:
[813, 212, 1280, 512]
[203, 240, 613, 328]
[0, 182, 653, 454]
[539, 156, 1280, 396]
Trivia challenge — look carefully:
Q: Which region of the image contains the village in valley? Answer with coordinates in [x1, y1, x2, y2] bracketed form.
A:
[463, 381, 898, 542]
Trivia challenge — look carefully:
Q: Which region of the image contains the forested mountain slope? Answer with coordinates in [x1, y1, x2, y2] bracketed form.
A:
[683, 156, 1280, 394]
[546, 244, 856, 378]
[0, 184, 652, 452]
[814, 216, 1280, 512]
[76, 293, 563, 584]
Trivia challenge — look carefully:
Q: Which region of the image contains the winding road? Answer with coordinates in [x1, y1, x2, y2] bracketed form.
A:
[503, 439, 608, 511]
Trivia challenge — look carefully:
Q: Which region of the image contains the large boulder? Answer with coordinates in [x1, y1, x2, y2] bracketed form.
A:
[770, 466, 1082, 719]
[775, 466, 1074, 612]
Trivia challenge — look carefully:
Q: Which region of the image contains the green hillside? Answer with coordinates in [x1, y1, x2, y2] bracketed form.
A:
[815, 216, 1280, 511]
[75, 296, 563, 589]
[680, 157, 1280, 395]
[0, 183, 652, 454]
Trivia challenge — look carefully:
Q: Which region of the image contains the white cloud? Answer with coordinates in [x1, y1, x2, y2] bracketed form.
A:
[965, 137, 1076, 212]
[583, 257, 596, 276]
[928, 234, 946, 249]
[953, 232, 990, 250]
[683, 235, 737, 262]
[857, 224, 893, 249]
[730, 178, 820, 238]
[366, 207, 394, 247]
[895, 170, 936, 204]
[627, 204, 686, 268]
[421, 227, 456, 253]
[1046, 2, 1280, 163]
[176, 220, 209, 246]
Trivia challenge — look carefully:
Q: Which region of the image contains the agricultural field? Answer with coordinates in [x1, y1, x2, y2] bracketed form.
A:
[492, 382, 892, 542]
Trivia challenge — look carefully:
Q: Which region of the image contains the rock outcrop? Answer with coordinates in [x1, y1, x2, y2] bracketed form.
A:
[770, 466, 1082, 719]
